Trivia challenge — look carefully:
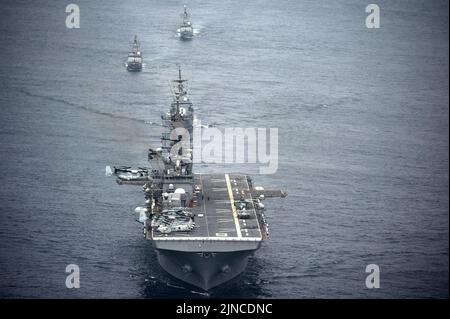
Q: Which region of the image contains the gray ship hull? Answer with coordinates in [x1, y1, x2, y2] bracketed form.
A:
[127, 62, 142, 72]
[180, 33, 193, 40]
[155, 248, 256, 290]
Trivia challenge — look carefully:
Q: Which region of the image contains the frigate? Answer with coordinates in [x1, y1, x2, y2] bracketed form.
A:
[178, 6, 194, 40]
[126, 35, 143, 72]
[108, 68, 287, 290]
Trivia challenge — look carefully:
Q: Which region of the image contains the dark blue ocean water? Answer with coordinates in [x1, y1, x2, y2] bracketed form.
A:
[0, 0, 448, 298]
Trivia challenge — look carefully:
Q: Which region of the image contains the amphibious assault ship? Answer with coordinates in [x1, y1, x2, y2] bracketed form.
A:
[108, 68, 286, 290]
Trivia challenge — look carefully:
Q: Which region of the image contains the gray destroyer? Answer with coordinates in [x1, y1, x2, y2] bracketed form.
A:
[178, 6, 194, 40]
[126, 35, 143, 72]
[109, 68, 287, 290]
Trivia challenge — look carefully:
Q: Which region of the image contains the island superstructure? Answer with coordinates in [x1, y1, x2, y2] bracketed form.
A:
[109, 67, 286, 290]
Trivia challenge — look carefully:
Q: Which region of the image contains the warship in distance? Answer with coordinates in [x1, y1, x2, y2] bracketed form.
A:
[109, 68, 287, 290]
[178, 6, 194, 40]
[126, 35, 143, 72]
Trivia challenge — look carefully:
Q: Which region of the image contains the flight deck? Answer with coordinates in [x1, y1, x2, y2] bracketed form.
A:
[151, 173, 263, 241]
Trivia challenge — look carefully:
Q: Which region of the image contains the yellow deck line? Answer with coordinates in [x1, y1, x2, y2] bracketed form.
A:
[225, 174, 242, 238]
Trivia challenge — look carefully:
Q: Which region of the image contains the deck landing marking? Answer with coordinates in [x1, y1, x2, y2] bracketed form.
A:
[225, 174, 242, 238]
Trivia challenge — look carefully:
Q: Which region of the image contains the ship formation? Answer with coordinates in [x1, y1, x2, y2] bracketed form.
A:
[114, 7, 287, 291]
